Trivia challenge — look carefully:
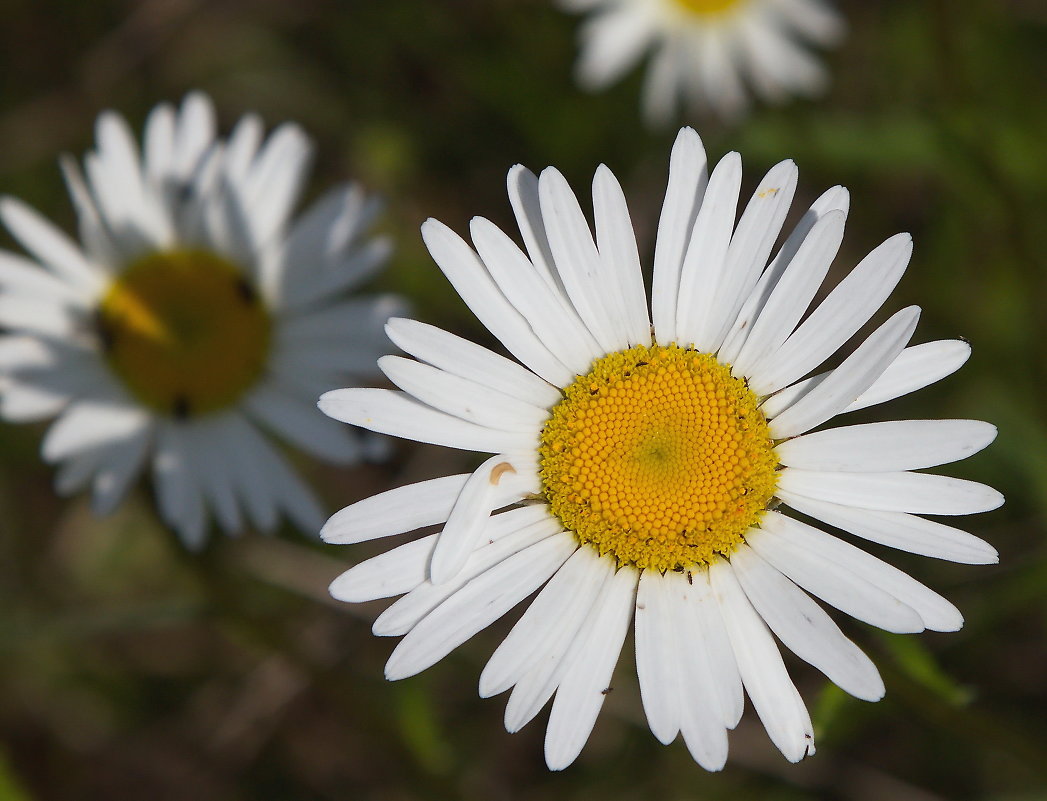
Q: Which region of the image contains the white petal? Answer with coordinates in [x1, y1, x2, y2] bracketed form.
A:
[750, 514, 924, 633]
[421, 219, 573, 387]
[728, 208, 846, 376]
[756, 512, 963, 631]
[760, 340, 970, 419]
[379, 354, 549, 434]
[373, 508, 558, 637]
[321, 474, 469, 545]
[776, 419, 998, 472]
[544, 565, 638, 771]
[634, 570, 681, 744]
[592, 165, 651, 346]
[666, 571, 729, 771]
[506, 165, 561, 294]
[575, 5, 654, 90]
[731, 544, 884, 701]
[768, 306, 920, 439]
[779, 491, 999, 565]
[239, 122, 312, 246]
[91, 423, 152, 516]
[750, 233, 913, 396]
[845, 339, 972, 412]
[674, 152, 742, 350]
[42, 401, 150, 461]
[469, 216, 601, 374]
[777, 469, 1005, 516]
[330, 533, 437, 603]
[318, 388, 535, 454]
[709, 559, 814, 763]
[652, 128, 709, 345]
[0, 197, 103, 294]
[384, 533, 576, 680]
[386, 317, 561, 410]
[690, 568, 744, 729]
[153, 425, 208, 549]
[480, 547, 610, 697]
[719, 186, 849, 368]
[704, 159, 799, 352]
[538, 167, 624, 352]
[430, 455, 541, 584]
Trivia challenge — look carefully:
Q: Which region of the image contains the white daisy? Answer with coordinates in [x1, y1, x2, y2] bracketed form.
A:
[319, 128, 1002, 770]
[561, 0, 845, 122]
[0, 92, 401, 548]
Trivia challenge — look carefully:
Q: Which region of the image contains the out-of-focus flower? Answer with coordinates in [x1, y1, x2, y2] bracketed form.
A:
[319, 128, 1000, 770]
[0, 92, 401, 547]
[560, 0, 845, 123]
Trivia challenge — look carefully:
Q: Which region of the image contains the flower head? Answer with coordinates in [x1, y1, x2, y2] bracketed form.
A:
[0, 92, 401, 547]
[319, 128, 1001, 770]
[561, 0, 845, 122]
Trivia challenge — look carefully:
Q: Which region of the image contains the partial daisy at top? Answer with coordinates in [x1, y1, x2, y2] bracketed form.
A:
[319, 128, 1001, 771]
[560, 0, 845, 123]
[0, 92, 402, 548]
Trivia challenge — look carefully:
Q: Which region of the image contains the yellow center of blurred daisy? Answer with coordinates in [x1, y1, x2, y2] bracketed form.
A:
[539, 344, 778, 572]
[671, 0, 742, 17]
[97, 250, 271, 419]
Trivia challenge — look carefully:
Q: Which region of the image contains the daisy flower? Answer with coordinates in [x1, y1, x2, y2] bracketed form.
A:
[0, 92, 401, 548]
[561, 0, 845, 122]
[319, 128, 1001, 770]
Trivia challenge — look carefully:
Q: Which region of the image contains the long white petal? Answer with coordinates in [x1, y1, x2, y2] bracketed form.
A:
[777, 469, 1005, 516]
[467, 216, 601, 373]
[318, 388, 534, 454]
[731, 544, 884, 701]
[379, 354, 549, 434]
[480, 548, 610, 697]
[322, 474, 468, 544]
[709, 559, 814, 763]
[769, 306, 920, 439]
[704, 159, 799, 352]
[750, 515, 924, 633]
[385, 317, 562, 409]
[384, 533, 576, 680]
[592, 164, 651, 346]
[544, 565, 638, 771]
[421, 219, 573, 386]
[652, 128, 709, 345]
[430, 455, 541, 584]
[756, 512, 963, 631]
[777, 419, 998, 472]
[729, 208, 845, 376]
[675, 152, 742, 349]
[779, 491, 999, 565]
[538, 167, 624, 352]
[634, 570, 681, 744]
[750, 233, 913, 396]
[372, 508, 558, 637]
[330, 533, 437, 603]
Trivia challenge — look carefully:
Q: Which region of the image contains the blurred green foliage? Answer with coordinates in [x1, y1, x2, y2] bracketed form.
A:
[0, 0, 1044, 799]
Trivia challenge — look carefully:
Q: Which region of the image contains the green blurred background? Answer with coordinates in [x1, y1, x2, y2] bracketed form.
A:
[0, 0, 1044, 798]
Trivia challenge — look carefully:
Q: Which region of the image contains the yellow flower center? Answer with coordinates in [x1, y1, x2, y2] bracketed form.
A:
[539, 344, 778, 572]
[670, 0, 742, 17]
[97, 249, 271, 418]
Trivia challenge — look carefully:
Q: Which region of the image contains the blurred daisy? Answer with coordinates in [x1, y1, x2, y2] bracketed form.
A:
[0, 92, 400, 548]
[561, 0, 844, 122]
[319, 128, 1001, 770]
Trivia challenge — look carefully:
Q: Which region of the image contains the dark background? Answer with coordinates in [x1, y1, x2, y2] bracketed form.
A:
[0, 1, 1044, 798]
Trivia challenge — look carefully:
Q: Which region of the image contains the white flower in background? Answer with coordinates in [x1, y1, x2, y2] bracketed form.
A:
[561, 0, 844, 122]
[0, 92, 401, 548]
[319, 128, 1001, 770]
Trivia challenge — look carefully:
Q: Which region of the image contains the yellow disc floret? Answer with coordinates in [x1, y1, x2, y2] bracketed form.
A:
[539, 344, 778, 572]
[97, 249, 271, 418]
[671, 0, 743, 17]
